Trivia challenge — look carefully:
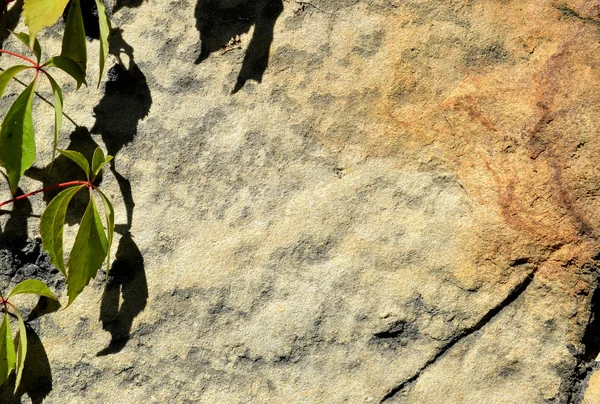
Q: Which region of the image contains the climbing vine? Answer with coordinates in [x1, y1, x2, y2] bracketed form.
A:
[0, 0, 114, 390]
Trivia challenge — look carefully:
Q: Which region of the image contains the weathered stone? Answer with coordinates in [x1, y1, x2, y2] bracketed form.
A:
[0, 0, 599, 402]
[584, 368, 600, 404]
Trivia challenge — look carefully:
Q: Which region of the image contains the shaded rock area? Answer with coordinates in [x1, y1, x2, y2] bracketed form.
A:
[1, 0, 600, 402]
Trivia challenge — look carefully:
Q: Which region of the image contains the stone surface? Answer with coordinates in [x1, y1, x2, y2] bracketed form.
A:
[0, 0, 600, 402]
[584, 368, 600, 404]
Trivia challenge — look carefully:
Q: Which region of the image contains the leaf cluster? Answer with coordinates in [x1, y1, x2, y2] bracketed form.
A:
[0, 280, 59, 392]
[0, 0, 117, 391]
[41, 148, 114, 306]
[0, 0, 111, 193]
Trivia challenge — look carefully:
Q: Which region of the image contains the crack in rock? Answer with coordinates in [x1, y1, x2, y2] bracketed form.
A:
[563, 261, 600, 403]
[380, 269, 537, 402]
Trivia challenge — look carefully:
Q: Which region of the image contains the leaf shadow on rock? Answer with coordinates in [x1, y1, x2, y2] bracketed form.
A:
[113, 0, 145, 13]
[0, 0, 23, 47]
[97, 228, 147, 356]
[91, 27, 151, 177]
[25, 27, 150, 355]
[0, 188, 33, 250]
[0, 326, 52, 404]
[63, 0, 101, 40]
[194, 0, 284, 93]
[91, 28, 150, 355]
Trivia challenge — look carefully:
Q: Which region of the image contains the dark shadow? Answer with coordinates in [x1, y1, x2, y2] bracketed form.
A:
[0, 327, 52, 404]
[582, 274, 600, 362]
[65, 0, 148, 39]
[194, 0, 283, 93]
[0, 0, 23, 47]
[92, 27, 150, 231]
[0, 188, 32, 249]
[63, 0, 100, 40]
[27, 296, 62, 322]
[113, 0, 145, 13]
[93, 28, 150, 355]
[97, 229, 147, 356]
[92, 29, 151, 163]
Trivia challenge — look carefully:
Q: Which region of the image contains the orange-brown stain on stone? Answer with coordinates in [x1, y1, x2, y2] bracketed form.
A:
[358, 2, 600, 269]
[296, 0, 600, 296]
[290, 1, 599, 305]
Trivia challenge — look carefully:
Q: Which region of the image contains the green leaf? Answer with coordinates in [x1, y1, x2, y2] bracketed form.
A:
[61, 0, 86, 74]
[45, 73, 62, 163]
[13, 309, 26, 393]
[0, 65, 29, 101]
[97, 188, 114, 274]
[43, 56, 86, 89]
[0, 80, 37, 194]
[10, 31, 42, 62]
[91, 147, 104, 178]
[0, 313, 15, 387]
[23, 0, 71, 48]
[40, 185, 84, 275]
[8, 279, 59, 301]
[102, 155, 113, 170]
[66, 196, 108, 306]
[91, 147, 112, 179]
[2, 315, 15, 374]
[95, 0, 111, 86]
[57, 149, 89, 179]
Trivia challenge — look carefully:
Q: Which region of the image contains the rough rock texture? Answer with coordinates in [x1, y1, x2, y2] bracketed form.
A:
[584, 369, 600, 404]
[1, 0, 600, 402]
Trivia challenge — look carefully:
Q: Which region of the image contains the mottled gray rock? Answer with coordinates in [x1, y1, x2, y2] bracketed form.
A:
[0, 0, 599, 403]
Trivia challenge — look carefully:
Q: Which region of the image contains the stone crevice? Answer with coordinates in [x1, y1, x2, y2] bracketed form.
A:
[379, 268, 538, 402]
[563, 261, 600, 403]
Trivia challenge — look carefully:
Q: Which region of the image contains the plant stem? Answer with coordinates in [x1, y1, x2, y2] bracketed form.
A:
[0, 49, 37, 67]
[0, 181, 90, 208]
[5, 301, 16, 312]
[2, 68, 79, 127]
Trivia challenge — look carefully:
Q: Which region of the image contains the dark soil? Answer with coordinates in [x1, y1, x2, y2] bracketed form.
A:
[0, 238, 64, 295]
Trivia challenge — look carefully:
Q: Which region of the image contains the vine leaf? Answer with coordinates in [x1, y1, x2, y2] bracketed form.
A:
[0, 313, 15, 387]
[97, 188, 114, 273]
[44, 56, 86, 89]
[0, 65, 29, 100]
[10, 31, 42, 62]
[8, 279, 59, 301]
[23, 0, 71, 47]
[39, 148, 113, 306]
[0, 80, 37, 194]
[91, 147, 112, 179]
[91, 149, 115, 272]
[95, 0, 111, 86]
[46, 73, 62, 162]
[13, 309, 26, 392]
[61, 0, 86, 74]
[57, 149, 90, 179]
[65, 196, 108, 306]
[40, 185, 84, 275]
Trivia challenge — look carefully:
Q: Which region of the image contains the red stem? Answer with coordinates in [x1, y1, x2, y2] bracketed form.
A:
[0, 49, 38, 68]
[0, 181, 91, 208]
[0, 299, 13, 313]
[4, 300, 15, 311]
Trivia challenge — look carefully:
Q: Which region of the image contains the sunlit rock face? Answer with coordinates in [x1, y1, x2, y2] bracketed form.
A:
[1, 0, 600, 402]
